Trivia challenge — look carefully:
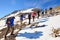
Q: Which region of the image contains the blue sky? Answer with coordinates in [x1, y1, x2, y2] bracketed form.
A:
[0, 0, 60, 18]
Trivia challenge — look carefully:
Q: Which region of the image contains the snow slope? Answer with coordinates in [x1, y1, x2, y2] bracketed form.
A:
[1, 15, 60, 40]
[15, 15, 60, 40]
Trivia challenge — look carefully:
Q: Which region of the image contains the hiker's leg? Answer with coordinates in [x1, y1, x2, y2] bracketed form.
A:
[38, 13, 39, 19]
[21, 20, 22, 24]
[29, 18, 31, 24]
[11, 26, 14, 35]
[33, 17, 34, 21]
[33, 16, 34, 22]
[5, 27, 10, 38]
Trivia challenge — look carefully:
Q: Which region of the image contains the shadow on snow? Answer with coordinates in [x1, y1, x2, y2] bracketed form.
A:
[17, 31, 43, 39]
[37, 18, 48, 23]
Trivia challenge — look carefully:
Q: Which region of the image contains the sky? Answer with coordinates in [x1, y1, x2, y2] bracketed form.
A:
[0, 0, 60, 18]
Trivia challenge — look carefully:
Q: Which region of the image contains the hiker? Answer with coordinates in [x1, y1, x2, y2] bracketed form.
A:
[45, 9, 47, 14]
[32, 12, 36, 22]
[20, 14, 24, 24]
[49, 7, 53, 16]
[45, 9, 47, 17]
[5, 17, 15, 38]
[41, 11, 44, 17]
[28, 13, 31, 24]
[37, 11, 40, 19]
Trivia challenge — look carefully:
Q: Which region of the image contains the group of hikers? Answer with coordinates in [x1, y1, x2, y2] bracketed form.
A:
[4, 9, 49, 38]
[1, 7, 58, 40]
[4, 8, 55, 39]
[4, 11, 40, 39]
[4, 8, 52, 39]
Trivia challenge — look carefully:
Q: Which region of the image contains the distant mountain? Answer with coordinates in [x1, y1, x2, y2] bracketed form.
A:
[0, 8, 41, 20]
[54, 6, 60, 10]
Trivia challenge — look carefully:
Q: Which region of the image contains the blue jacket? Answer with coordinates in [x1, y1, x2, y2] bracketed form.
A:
[10, 17, 14, 26]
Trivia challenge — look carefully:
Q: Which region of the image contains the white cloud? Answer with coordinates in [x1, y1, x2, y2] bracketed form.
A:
[33, 0, 52, 8]
[24, 0, 52, 8]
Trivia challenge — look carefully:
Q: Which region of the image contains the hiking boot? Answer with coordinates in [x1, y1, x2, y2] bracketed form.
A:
[11, 34, 15, 35]
[11, 34, 17, 37]
[4, 36, 7, 39]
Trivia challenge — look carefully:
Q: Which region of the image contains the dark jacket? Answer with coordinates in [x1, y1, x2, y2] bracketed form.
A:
[20, 15, 24, 21]
[28, 14, 31, 19]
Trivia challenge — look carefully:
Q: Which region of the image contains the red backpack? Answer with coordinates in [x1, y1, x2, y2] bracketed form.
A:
[32, 12, 36, 16]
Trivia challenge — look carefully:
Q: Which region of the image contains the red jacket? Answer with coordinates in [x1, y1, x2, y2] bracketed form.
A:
[32, 12, 36, 16]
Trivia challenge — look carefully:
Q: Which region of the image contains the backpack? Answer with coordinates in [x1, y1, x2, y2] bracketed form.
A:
[6, 18, 10, 24]
[32, 12, 36, 16]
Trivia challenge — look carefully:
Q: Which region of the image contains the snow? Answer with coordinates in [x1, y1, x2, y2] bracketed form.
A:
[20, 8, 34, 13]
[15, 15, 60, 40]
[0, 15, 60, 40]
